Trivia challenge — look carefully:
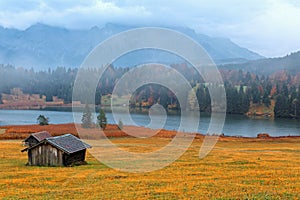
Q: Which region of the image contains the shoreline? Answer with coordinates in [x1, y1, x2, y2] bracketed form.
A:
[1, 106, 300, 120]
[1, 123, 299, 141]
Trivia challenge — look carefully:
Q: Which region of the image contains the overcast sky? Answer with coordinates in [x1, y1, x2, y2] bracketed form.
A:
[0, 0, 300, 57]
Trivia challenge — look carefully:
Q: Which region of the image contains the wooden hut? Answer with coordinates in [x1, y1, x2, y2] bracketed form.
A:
[23, 131, 52, 147]
[22, 134, 91, 166]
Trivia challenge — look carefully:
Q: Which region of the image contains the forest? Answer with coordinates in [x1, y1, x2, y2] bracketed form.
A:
[0, 63, 299, 119]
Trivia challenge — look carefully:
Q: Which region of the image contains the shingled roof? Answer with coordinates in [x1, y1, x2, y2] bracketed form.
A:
[25, 131, 52, 142]
[43, 134, 91, 154]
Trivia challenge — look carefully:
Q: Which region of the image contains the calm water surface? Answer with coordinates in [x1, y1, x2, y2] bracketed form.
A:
[0, 109, 299, 137]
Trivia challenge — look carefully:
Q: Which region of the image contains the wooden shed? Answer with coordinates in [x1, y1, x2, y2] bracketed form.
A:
[22, 134, 91, 166]
[23, 131, 52, 147]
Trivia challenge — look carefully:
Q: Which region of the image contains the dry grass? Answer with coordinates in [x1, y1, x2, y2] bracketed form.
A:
[0, 123, 203, 140]
[0, 129, 5, 134]
[1, 136, 300, 199]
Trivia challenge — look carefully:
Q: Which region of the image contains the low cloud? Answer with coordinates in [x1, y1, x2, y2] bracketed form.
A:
[0, 0, 299, 57]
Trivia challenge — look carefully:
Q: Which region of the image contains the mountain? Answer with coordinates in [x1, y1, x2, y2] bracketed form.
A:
[0, 23, 263, 70]
[220, 51, 300, 75]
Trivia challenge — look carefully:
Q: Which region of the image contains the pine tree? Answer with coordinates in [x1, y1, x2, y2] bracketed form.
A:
[97, 109, 107, 130]
[292, 98, 298, 118]
[196, 85, 205, 111]
[241, 88, 251, 113]
[262, 93, 271, 107]
[117, 119, 123, 130]
[81, 104, 92, 128]
[37, 115, 49, 125]
[297, 85, 300, 117]
[274, 94, 289, 118]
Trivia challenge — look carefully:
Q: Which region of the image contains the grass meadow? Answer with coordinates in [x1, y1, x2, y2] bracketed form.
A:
[0, 136, 300, 199]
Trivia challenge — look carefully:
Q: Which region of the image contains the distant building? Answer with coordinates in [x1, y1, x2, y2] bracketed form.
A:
[22, 134, 91, 166]
[0, 88, 64, 109]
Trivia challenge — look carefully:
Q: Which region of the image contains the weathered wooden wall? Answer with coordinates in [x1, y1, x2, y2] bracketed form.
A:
[28, 144, 64, 166]
[64, 150, 86, 166]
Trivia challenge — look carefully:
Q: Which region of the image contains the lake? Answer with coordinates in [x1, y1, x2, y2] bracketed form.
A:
[0, 109, 299, 137]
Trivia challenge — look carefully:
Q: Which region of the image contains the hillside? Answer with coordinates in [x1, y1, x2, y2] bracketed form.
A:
[221, 51, 300, 75]
[0, 23, 263, 70]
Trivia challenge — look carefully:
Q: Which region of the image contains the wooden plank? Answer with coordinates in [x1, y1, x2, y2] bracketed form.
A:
[26, 142, 87, 166]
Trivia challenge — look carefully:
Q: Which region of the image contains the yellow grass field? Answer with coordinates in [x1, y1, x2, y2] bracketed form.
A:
[1, 137, 300, 199]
